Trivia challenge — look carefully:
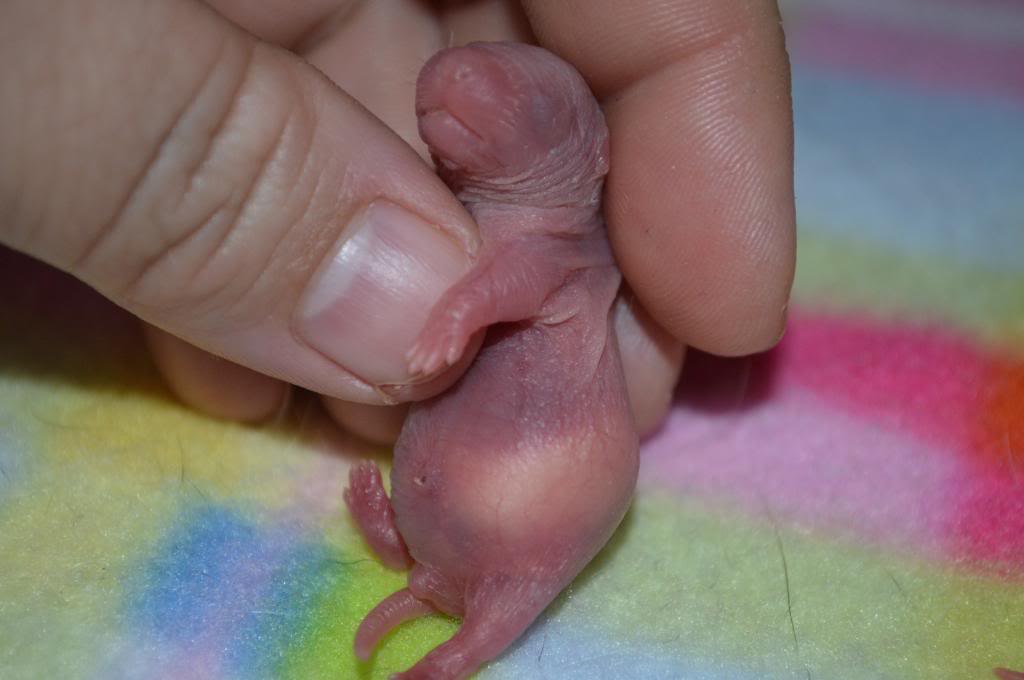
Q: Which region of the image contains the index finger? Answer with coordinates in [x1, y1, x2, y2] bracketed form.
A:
[523, 0, 796, 356]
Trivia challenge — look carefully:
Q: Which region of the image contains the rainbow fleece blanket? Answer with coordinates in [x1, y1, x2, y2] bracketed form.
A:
[1, 1, 1022, 678]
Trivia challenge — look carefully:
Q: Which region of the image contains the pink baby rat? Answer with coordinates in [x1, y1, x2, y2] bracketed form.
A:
[344, 42, 639, 679]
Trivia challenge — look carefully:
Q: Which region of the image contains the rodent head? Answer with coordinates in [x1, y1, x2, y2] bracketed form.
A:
[416, 42, 609, 209]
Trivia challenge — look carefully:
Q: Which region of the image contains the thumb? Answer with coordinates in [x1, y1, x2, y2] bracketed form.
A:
[0, 0, 480, 404]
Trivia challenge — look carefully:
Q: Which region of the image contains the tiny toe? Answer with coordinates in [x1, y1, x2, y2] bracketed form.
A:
[407, 349, 424, 371]
[407, 346, 431, 376]
[350, 461, 380, 490]
[421, 351, 435, 371]
[428, 350, 444, 372]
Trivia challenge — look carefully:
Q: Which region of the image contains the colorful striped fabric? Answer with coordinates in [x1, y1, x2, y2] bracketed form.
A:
[1, 1, 1021, 677]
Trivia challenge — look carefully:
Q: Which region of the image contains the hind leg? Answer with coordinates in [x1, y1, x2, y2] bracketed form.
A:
[409, 563, 465, 617]
[392, 609, 534, 680]
[344, 461, 411, 570]
[393, 575, 559, 680]
[994, 669, 1024, 680]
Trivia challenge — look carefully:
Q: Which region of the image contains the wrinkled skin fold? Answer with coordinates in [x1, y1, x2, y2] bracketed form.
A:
[345, 42, 639, 680]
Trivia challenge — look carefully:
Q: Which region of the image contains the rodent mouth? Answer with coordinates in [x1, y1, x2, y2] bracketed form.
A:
[416, 105, 482, 141]
[418, 108, 502, 175]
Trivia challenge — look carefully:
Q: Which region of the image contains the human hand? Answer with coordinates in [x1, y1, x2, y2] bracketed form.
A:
[0, 0, 794, 442]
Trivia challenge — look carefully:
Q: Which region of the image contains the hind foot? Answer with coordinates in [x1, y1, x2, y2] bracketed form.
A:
[344, 461, 412, 570]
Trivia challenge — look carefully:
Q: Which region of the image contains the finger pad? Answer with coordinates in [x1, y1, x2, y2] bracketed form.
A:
[604, 56, 795, 354]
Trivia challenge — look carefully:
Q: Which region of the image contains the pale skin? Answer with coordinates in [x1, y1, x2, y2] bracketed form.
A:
[347, 42, 638, 679]
[0, 0, 795, 442]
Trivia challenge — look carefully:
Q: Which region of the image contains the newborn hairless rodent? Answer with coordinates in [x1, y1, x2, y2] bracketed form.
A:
[345, 42, 639, 679]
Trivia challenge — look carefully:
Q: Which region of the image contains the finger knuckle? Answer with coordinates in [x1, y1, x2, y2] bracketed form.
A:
[102, 45, 319, 324]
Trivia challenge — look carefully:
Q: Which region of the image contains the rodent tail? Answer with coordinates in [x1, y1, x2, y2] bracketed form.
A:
[354, 588, 435, 661]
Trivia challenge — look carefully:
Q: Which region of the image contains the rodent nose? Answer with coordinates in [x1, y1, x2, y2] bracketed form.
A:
[415, 44, 515, 124]
[415, 44, 527, 176]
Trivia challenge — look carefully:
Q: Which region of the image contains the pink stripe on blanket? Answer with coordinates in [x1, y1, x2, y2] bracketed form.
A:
[948, 471, 1024, 575]
[939, 0, 1024, 10]
[641, 313, 1024, 571]
[778, 314, 1023, 480]
[793, 11, 1024, 102]
[641, 385, 959, 555]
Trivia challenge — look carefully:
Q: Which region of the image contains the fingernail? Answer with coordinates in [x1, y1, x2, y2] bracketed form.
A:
[298, 201, 469, 386]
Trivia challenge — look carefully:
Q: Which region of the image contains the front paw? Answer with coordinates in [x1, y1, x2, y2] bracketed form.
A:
[406, 314, 472, 378]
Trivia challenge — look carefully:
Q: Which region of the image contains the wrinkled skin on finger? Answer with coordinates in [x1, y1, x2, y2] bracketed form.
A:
[47, 0, 787, 436]
[189, 0, 790, 430]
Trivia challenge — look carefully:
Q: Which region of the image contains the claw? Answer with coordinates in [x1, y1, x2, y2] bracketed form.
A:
[406, 327, 466, 379]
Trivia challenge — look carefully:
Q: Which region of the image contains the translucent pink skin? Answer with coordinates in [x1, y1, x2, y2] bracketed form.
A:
[345, 42, 639, 680]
